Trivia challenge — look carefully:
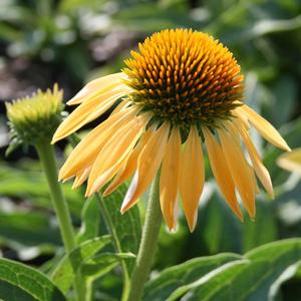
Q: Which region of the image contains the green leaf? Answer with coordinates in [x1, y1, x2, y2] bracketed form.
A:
[0, 280, 35, 301]
[169, 260, 249, 301]
[269, 76, 297, 127]
[76, 197, 100, 244]
[0, 163, 83, 217]
[114, 3, 199, 32]
[237, 16, 301, 41]
[0, 258, 66, 301]
[242, 200, 277, 252]
[0, 211, 60, 247]
[143, 253, 242, 301]
[59, 0, 107, 12]
[82, 252, 135, 279]
[201, 192, 242, 253]
[51, 236, 111, 293]
[182, 239, 301, 301]
[98, 184, 141, 273]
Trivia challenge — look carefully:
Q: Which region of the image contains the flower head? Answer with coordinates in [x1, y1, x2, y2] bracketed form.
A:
[124, 30, 243, 126]
[52, 29, 290, 231]
[6, 84, 63, 148]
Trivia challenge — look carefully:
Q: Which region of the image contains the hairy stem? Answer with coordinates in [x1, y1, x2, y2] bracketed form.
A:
[36, 142, 85, 301]
[127, 174, 162, 301]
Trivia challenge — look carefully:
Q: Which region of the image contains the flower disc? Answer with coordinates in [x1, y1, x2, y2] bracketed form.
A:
[124, 29, 244, 126]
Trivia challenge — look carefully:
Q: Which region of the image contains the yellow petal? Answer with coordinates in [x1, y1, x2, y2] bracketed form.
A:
[72, 167, 90, 189]
[68, 84, 132, 109]
[234, 118, 274, 198]
[203, 128, 243, 221]
[103, 131, 152, 196]
[58, 107, 136, 180]
[160, 128, 181, 230]
[121, 123, 169, 213]
[52, 89, 130, 143]
[86, 116, 147, 196]
[179, 126, 204, 232]
[277, 148, 301, 175]
[218, 126, 256, 218]
[238, 105, 291, 151]
[232, 107, 250, 129]
[67, 73, 128, 105]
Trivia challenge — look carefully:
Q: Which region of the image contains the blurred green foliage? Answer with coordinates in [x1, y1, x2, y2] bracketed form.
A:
[0, 0, 301, 300]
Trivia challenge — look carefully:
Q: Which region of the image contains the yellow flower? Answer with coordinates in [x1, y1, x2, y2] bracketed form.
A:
[52, 29, 290, 231]
[277, 148, 301, 175]
[6, 84, 63, 147]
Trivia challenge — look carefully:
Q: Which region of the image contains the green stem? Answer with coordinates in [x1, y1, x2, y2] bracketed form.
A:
[127, 173, 162, 301]
[97, 194, 131, 301]
[35, 142, 85, 300]
[36, 142, 75, 252]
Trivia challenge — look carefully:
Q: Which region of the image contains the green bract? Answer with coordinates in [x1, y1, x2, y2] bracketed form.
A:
[6, 84, 64, 149]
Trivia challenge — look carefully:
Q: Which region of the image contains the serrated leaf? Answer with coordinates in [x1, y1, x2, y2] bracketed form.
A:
[51, 236, 111, 293]
[0, 258, 66, 301]
[143, 253, 242, 301]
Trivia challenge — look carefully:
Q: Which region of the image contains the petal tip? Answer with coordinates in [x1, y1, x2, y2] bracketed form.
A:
[102, 189, 110, 197]
[232, 208, 244, 222]
[268, 190, 275, 200]
[188, 224, 196, 233]
[84, 189, 93, 198]
[186, 214, 197, 232]
[166, 223, 177, 232]
[66, 98, 78, 106]
[51, 136, 59, 144]
[120, 207, 127, 215]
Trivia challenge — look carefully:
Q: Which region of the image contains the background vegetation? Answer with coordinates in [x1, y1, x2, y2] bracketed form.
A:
[0, 0, 301, 300]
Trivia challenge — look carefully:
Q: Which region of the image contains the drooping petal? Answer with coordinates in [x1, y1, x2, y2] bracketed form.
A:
[160, 128, 181, 230]
[218, 126, 256, 218]
[52, 89, 131, 143]
[103, 131, 152, 196]
[85, 115, 148, 196]
[234, 118, 274, 198]
[179, 126, 205, 232]
[121, 123, 169, 213]
[277, 148, 301, 175]
[67, 73, 129, 105]
[203, 127, 243, 220]
[237, 105, 291, 151]
[58, 107, 137, 180]
[72, 167, 91, 189]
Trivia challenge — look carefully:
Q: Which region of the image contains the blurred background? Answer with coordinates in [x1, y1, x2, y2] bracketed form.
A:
[0, 0, 301, 300]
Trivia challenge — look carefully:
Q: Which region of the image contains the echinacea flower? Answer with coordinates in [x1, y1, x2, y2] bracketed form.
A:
[52, 29, 290, 231]
[6, 84, 63, 147]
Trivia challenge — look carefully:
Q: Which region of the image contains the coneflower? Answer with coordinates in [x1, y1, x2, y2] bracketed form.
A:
[52, 29, 290, 232]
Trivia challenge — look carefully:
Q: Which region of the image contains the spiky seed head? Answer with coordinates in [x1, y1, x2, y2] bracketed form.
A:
[124, 29, 244, 127]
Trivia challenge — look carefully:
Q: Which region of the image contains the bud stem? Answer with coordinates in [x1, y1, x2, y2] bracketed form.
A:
[35, 142, 86, 301]
[127, 173, 162, 301]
